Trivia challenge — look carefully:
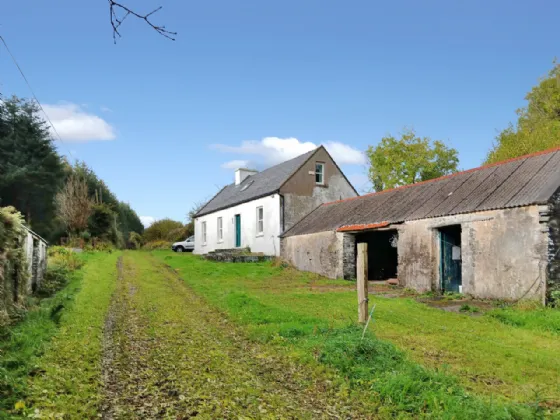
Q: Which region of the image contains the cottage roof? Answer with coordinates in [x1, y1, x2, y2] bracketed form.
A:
[282, 147, 560, 237]
[196, 148, 318, 217]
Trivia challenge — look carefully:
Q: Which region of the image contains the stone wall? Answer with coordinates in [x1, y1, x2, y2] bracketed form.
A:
[397, 206, 548, 301]
[282, 205, 549, 302]
[281, 231, 344, 279]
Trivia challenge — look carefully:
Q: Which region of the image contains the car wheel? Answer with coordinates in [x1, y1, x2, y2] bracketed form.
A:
[176, 246, 184, 252]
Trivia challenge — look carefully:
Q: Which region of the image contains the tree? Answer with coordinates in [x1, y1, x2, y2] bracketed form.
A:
[0, 97, 65, 238]
[55, 174, 94, 234]
[486, 63, 560, 164]
[366, 129, 459, 192]
[143, 218, 184, 243]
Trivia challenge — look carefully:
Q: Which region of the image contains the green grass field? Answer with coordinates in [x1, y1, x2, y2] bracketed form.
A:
[153, 251, 560, 416]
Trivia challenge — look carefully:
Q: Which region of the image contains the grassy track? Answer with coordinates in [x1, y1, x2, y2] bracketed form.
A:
[153, 251, 560, 416]
[98, 252, 378, 418]
[25, 252, 120, 418]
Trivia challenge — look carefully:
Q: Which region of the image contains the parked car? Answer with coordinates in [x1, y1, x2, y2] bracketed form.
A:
[172, 236, 194, 252]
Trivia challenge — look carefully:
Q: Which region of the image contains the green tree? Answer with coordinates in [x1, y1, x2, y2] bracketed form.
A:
[486, 63, 560, 163]
[0, 97, 65, 238]
[366, 129, 459, 192]
[143, 218, 184, 243]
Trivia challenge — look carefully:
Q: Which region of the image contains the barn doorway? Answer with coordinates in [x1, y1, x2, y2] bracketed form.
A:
[439, 225, 462, 293]
[357, 230, 399, 281]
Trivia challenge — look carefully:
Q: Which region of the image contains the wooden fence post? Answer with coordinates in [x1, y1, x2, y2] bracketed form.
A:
[357, 242, 368, 323]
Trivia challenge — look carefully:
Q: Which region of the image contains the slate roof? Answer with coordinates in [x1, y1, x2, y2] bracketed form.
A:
[283, 147, 560, 237]
[196, 148, 318, 217]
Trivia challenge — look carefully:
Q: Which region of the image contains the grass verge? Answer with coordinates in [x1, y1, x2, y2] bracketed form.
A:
[19, 252, 120, 418]
[152, 251, 559, 418]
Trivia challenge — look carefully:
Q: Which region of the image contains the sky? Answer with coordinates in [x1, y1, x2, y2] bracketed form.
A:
[1, 1, 559, 226]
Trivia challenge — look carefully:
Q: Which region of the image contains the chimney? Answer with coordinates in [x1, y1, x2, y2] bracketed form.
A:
[235, 168, 258, 185]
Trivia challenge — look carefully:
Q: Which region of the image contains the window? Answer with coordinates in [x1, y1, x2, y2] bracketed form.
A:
[256, 206, 264, 235]
[202, 221, 207, 245]
[315, 162, 325, 185]
[217, 217, 223, 242]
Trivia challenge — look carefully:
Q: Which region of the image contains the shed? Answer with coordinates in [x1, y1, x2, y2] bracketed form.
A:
[281, 147, 560, 302]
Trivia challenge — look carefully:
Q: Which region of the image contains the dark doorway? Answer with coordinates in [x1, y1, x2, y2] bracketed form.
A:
[357, 230, 398, 280]
[439, 225, 462, 293]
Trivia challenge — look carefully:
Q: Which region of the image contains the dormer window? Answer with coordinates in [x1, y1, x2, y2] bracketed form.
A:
[315, 162, 325, 185]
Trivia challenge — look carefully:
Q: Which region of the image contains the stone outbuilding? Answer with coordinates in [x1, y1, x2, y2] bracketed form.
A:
[281, 147, 560, 303]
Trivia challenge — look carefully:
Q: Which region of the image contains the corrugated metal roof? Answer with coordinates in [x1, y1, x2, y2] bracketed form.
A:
[196, 148, 317, 217]
[283, 148, 560, 237]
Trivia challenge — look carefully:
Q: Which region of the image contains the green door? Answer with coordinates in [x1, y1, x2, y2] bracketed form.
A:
[440, 227, 462, 293]
[235, 214, 241, 247]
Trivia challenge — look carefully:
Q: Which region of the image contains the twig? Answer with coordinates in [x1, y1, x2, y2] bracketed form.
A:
[108, 1, 177, 43]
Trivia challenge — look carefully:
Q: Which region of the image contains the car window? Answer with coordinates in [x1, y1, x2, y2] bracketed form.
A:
[186, 236, 194, 242]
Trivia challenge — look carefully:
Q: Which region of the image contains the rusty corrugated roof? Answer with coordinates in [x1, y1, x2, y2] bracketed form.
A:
[282, 147, 560, 237]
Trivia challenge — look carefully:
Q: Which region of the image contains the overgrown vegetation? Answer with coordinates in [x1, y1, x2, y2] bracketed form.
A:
[0, 248, 86, 415]
[154, 252, 560, 417]
[0, 207, 29, 327]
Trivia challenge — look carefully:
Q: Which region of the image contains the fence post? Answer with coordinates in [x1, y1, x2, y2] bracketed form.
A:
[357, 242, 368, 323]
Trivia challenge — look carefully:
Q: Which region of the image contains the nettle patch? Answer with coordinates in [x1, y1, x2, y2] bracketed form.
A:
[0, 206, 29, 327]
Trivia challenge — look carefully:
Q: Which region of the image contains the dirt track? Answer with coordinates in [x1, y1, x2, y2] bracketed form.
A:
[98, 253, 374, 419]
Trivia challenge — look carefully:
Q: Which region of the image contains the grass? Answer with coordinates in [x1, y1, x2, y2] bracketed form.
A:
[0, 284, 82, 416]
[153, 251, 560, 418]
[20, 252, 120, 418]
[487, 304, 560, 335]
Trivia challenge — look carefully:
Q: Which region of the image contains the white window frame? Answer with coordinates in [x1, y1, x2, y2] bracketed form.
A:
[315, 162, 325, 185]
[217, 217, 223, 242]
[202, 221, 207, 245]
[256, 206, 264, 236]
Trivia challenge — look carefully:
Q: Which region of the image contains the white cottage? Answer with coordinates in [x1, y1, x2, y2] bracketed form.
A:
[194, 147, 358, 255]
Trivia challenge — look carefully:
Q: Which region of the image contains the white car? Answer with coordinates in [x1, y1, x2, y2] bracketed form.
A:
[172, 236, 195, 252]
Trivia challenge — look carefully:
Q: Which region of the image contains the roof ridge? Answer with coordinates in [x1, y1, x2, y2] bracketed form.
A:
[323, 145, 560, 207]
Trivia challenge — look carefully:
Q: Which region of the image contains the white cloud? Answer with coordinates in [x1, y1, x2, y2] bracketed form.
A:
[100, 106, 113, 113]
[140, 216, 155, 228]
[42, 103, 116, 142]
[221, 159, 250, 169]
[212, 137, 365, 169]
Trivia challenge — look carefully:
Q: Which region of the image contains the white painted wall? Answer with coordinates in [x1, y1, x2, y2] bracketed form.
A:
[194, 194, 281, 255]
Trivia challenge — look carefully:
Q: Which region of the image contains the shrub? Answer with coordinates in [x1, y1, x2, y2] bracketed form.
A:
[143, 219, 183, 242]
[128, 231, 143, 249]
[38, 247, 84, 297]
[143, 240, 172, 250]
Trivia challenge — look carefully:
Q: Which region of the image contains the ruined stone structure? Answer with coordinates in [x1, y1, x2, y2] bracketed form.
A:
[281, 147, 560, 303]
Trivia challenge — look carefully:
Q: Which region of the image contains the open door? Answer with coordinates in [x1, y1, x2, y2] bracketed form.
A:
[439, 225, 462, 293]
[235, 214, 241, 247]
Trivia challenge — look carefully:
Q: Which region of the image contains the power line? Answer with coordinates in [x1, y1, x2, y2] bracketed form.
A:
[0, 34, 75, 161]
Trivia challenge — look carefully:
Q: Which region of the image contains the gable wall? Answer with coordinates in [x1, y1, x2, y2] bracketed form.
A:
[194, 194, 281, 256]
[280, 148, 357, 231]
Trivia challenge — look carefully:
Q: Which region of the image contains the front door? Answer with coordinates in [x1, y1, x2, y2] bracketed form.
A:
[439, 226, 462, 293]
[235, 214, 241, 247]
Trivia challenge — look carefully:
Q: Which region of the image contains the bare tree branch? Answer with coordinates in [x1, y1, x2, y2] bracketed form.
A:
[108, 1, 176, 43]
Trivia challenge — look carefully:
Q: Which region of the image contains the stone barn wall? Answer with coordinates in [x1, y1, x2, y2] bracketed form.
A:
[281, 231, 346, 279]
[396, 205, 548, 301]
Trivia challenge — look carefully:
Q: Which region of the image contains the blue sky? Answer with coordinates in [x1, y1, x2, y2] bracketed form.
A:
[1, 1, 558, 225]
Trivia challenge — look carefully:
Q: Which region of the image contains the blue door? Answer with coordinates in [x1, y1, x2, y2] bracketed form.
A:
[439, 226, 462, 293]
[235, 215, 241, 247]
